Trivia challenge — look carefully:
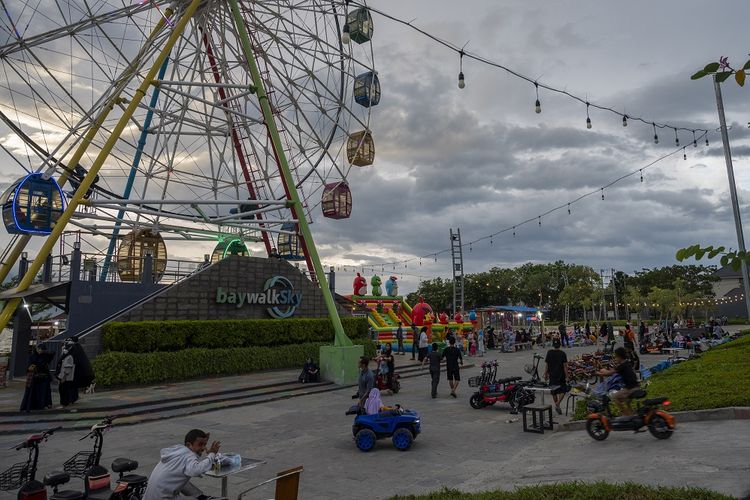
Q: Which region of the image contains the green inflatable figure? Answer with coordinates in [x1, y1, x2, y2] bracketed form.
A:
[371, 275, 383, 296]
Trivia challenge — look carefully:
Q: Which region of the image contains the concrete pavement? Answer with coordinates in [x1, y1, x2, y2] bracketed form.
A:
[2, 341, 747, 499]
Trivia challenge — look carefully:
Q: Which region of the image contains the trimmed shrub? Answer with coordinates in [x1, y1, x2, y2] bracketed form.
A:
[93, 340, 376, 387]
[103, 317, 369, 353]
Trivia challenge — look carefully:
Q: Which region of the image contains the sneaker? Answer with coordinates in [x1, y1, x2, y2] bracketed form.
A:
[555, 406, 562, 415]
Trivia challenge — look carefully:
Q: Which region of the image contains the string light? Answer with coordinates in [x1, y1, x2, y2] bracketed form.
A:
[586, 102, 592, 129]
[534, 82, 541, 114]
[674, 129, 680, 146]
[706, 136, 709, 147]
[622, 114, 628, 127]
[652, 123, 659, 144]
[458, 51, 465, 89]
[338, 129, 710, 272]
[693, 130, 697, 147]
[683, 147, 687, 161]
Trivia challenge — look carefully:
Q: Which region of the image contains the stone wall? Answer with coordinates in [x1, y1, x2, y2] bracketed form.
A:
[80, 256, 350, 357]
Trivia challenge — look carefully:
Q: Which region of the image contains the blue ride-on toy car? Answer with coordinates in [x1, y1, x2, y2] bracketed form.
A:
[346, 404, 421, 452]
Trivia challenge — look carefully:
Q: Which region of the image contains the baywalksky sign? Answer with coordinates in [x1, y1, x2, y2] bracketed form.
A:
[216, 276, 302, 318]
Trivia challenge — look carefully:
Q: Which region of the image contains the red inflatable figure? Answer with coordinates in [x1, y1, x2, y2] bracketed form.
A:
[353, 272, 367, 296]
[411, 296, 434, 327]
[438, 312, 449, 325]
[454, 311, 463, 324]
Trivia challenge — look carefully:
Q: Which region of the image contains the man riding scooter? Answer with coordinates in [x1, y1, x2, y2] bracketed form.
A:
[597, 347, 640, 416]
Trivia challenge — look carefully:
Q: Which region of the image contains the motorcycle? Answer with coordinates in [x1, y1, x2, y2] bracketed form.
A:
[585, 376, 675, 441]
[64, 417, 148, 500]
[0, 426, 87, 500]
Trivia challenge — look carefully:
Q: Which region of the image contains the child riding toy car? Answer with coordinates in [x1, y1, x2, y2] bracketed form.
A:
[345, 389, 420, 452]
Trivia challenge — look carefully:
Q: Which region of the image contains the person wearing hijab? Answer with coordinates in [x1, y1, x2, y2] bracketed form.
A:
[19, 343, 53, 412]
[57, 341, 77, 407]
[364, 388, 385, 415]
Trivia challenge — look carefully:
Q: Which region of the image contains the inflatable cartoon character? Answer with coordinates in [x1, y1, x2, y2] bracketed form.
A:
[468, 310, 478, 326]
[385, 276, 399, 297]
[411, 296, 434, 326]
[353, 272, 367, 296]
[371, 274, 383, 296]
[439, 312, 449, 325]
[454, 311, 463, 323]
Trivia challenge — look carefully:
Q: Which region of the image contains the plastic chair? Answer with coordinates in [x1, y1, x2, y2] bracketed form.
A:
[236, 465, 303, 500]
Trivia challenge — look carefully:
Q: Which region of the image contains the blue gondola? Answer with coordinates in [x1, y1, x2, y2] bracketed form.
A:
[277, 223, 305, 261]
[347, 7, 373, 44]
[354, 71, 380, 108]
[1, 173, 65, 235]
[211, 238, 249, 263]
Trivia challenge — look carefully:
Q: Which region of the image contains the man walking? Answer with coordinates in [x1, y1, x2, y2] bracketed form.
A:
[410, 324, 418, 360]
[544, 339, 569, 415]
[558, 322, 569, 348]
[421, 342, 442, 398]
[396, 322, 404, 355]
[441, 337, 463, 398]
[355, 356, 374, 408]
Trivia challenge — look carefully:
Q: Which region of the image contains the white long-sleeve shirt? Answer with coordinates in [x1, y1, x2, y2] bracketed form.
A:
[143, 444, 216, 500]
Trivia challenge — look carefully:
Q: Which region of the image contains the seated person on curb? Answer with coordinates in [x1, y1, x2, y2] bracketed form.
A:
[143, 429, 221, 500]
[597, 347, 640, 417]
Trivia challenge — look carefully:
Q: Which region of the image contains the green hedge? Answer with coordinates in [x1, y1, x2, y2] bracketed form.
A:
[93, 341, 376, 387]
[103, 317, 369, 353]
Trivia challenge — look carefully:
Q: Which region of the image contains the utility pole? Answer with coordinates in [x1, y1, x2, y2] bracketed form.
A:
[600, 268, 608, 321]
[611, 268, 619, 321]
[714, 76, 750, 319]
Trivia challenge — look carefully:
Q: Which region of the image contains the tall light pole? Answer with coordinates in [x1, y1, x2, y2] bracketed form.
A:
[714, 75, 750, 318]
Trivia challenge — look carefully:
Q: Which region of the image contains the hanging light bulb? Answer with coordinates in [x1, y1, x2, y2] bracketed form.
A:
[640, 169, 643, 182]
[674, 129, 680, 146]
[341, 23, 351, 44]
[586, 102, 592, 129]
[538, 217, 542, 227]
[706, 136, 709, 147]
[458, 51, 465, 89]
[693, 130, 697, 148]
[601, 188, 604, 200]
[683, 147, 687, 160]
[567, 203, 571, 215]
[653, 123, 659, 144]
[513, 226, 516, 237]
[622, 115, 628, 127]
[534, 82, 541, 114]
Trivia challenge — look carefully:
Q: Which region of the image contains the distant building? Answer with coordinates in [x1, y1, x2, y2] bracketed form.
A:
[712, 265, 748, 318]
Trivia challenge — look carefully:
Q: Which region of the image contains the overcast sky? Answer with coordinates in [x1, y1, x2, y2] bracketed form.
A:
[310, 0, 750, 294]
[2, 0, 750, 297]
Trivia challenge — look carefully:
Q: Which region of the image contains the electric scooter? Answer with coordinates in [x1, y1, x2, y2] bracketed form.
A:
[0, 426, 86, 500]
[469, 376, 535, 413]
[585, 384, 675, 441]
[64, 417, 148, 500]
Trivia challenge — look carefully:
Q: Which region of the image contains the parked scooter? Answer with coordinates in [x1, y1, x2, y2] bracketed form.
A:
[64, 417, 148, 500]
[0, 426, 87, 500]
[469, 376, 535, 413]
[585, 377, 675, 441]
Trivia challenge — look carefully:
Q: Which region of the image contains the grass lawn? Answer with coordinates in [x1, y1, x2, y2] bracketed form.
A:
[573, 335, 750, 419]
[388, 482, 732, 500]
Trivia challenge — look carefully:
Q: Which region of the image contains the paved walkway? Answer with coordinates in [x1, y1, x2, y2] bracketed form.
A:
[1, 333, 746, 499]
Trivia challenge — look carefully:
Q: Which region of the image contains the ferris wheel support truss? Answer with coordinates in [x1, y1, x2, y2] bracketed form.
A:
[227, 0, 350, 348]
[0, 10, 175, 289]
[0, 0, 202, 332]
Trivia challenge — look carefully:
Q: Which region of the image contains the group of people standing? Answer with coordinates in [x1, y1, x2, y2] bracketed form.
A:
[19, 336, 94, 412]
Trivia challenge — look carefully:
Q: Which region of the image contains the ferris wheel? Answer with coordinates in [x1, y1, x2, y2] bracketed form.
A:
[0, 0, 379, 288]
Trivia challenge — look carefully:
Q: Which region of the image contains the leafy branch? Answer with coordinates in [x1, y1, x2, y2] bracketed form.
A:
[691, 56, 750, 86]
[675, 244, 750, 271]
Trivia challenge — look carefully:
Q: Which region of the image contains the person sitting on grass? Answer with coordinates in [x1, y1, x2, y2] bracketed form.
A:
[143, 429, 221, 500]
[597, 347, 640, 417]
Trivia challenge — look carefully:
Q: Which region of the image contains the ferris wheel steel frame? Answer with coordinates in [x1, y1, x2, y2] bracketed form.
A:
[0, 1, 198, 332]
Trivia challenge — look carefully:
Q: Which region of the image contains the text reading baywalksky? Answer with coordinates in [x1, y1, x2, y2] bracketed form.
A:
[215, 286, 302, 308]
